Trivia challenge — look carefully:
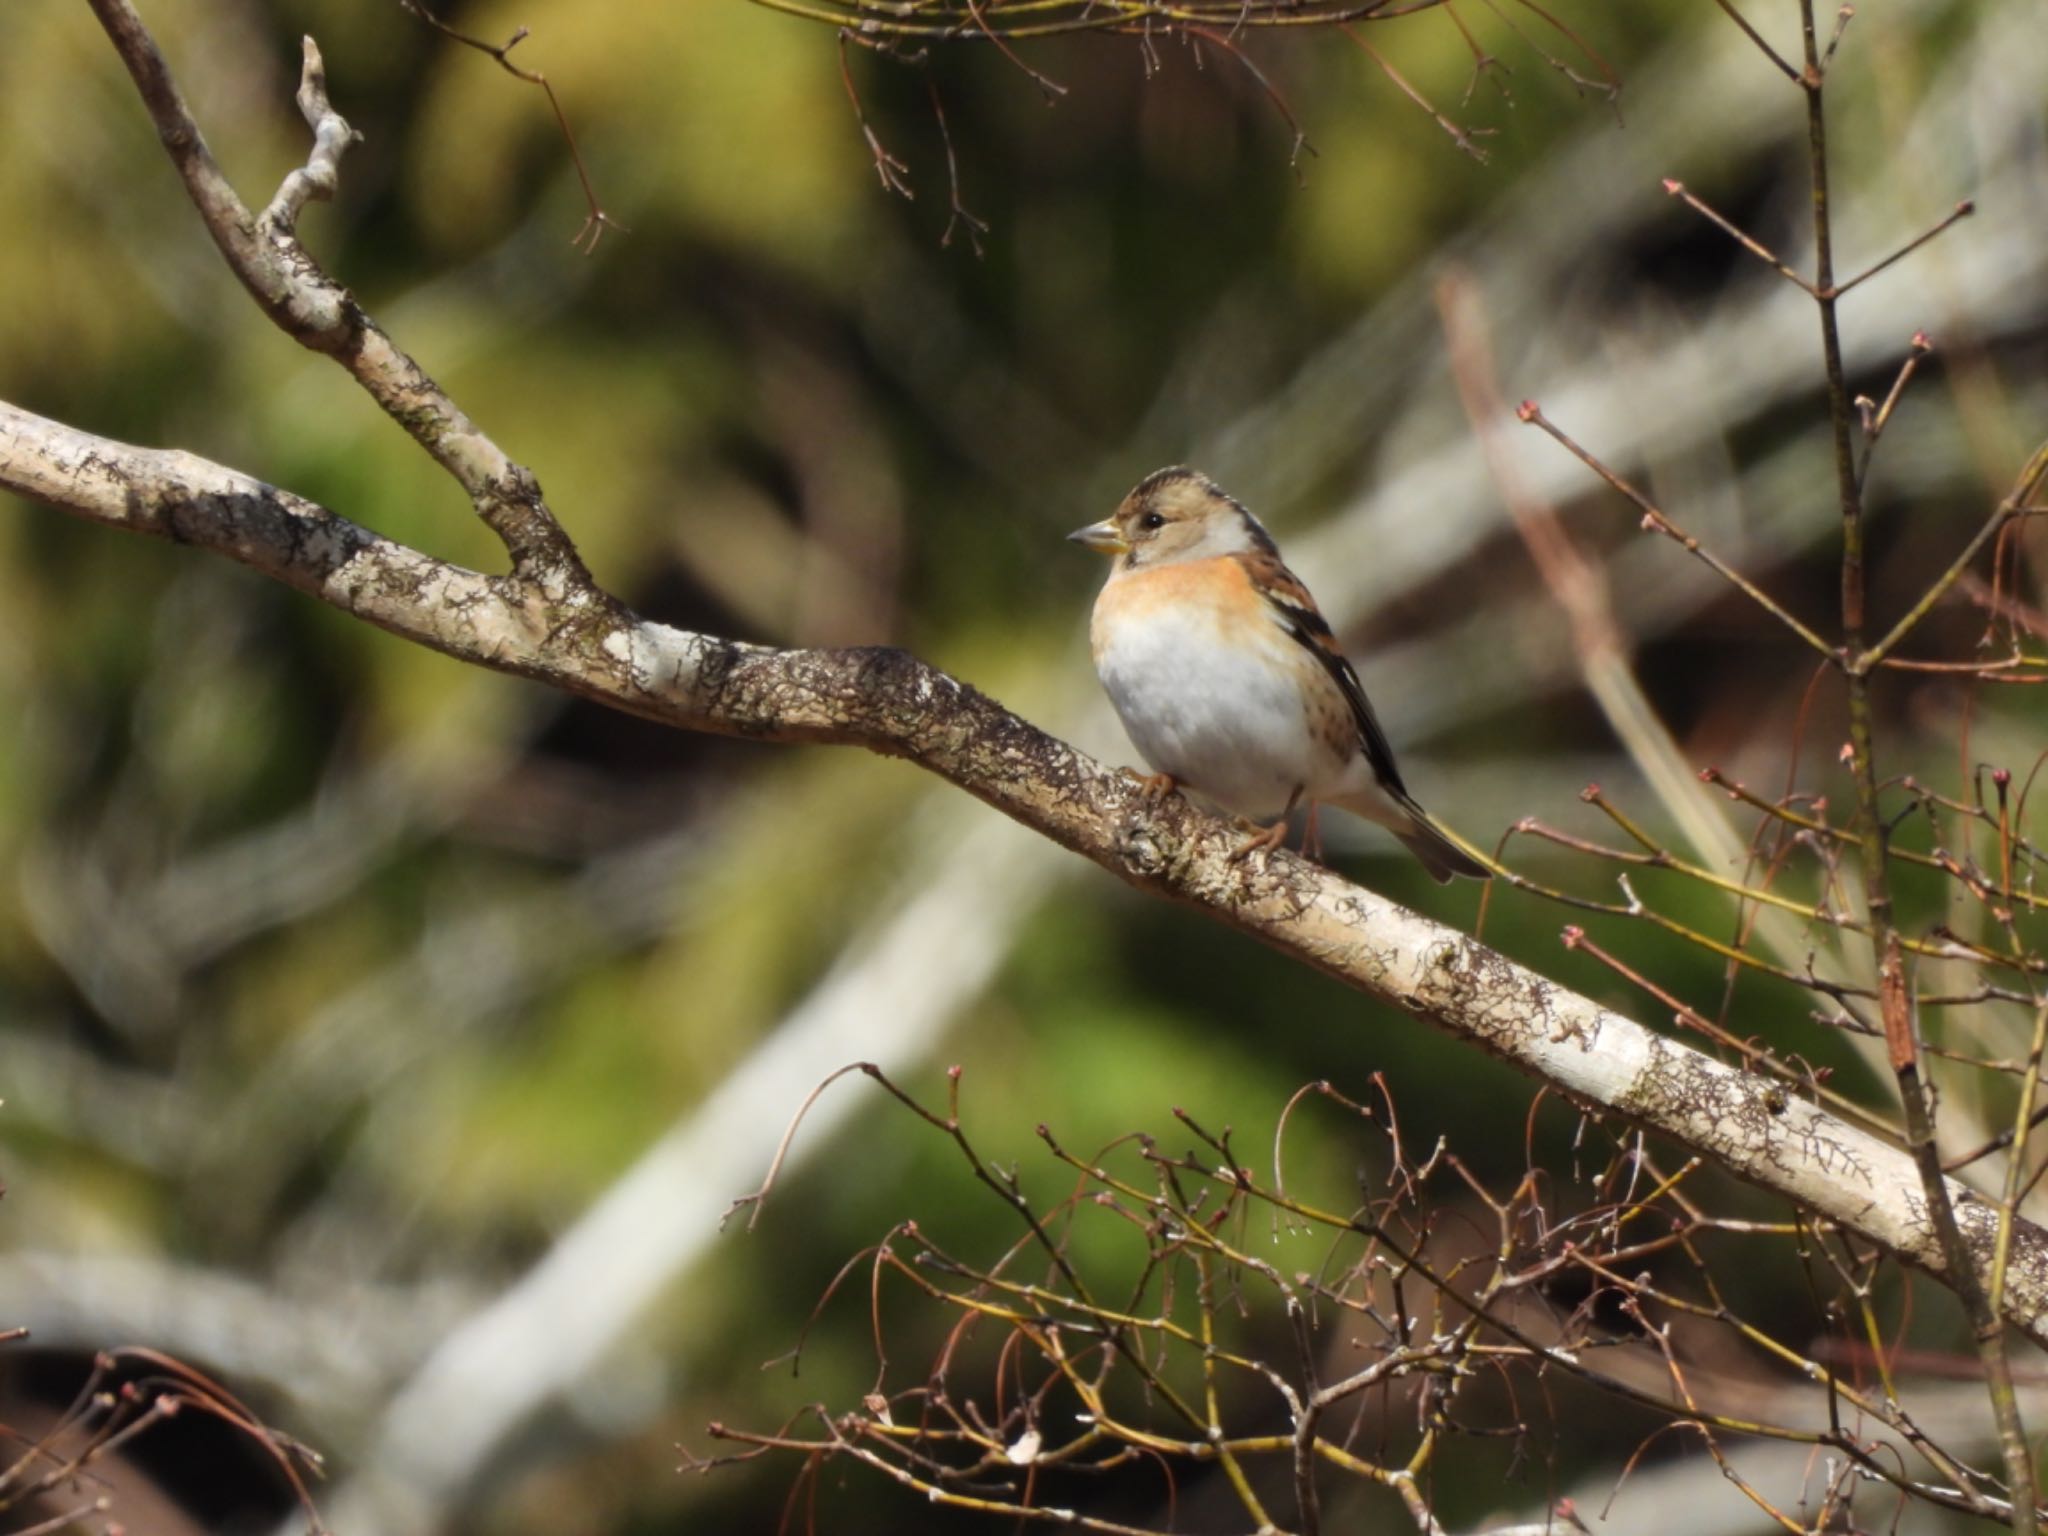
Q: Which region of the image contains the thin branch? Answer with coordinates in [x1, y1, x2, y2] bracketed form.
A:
[1191, 24, 1318, 166]
[1662, 178, 1814, 294]
[722, 1062, 887, 1231]
[1862, 501, 2029, 667]
[1835, 200, 1974, 298]
[1992, 1003, 2048, 1321]
[1821, 3, 1854, 70]
[85, 0, 592, 586]
[927, 78, 989, 254]
[260, 37, 362, 232]
[745, 0, 1456, 42]
[1441, 1, 1512, 106]
[398, 0, 626, 252]
[961, 0, 1071, 98]
[1516, 401, 1837, 658]
[1852, 330, 1930, 492]
[1709, 0, 1799, 81]
[1342, 23, 1491, 162]
[841, 34, 915, 198]
[1475, 0, 1620, 108]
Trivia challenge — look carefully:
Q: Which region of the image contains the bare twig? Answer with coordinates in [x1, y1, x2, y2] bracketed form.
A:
[1852, 331, 1931, 491]
[1192, 24, 1318, 166]
[398, 0, 625, 252]
[841, 34, 915, 198]
[927, 78, 989, 254]
[86, 0, 593, 586]
[1835, 200, 1975, 297]
[1516, 401, 1836, 657]
[1343, 23, 1491, 162]
[260, 37, 362, 232]
[1709, 0, 1799, 81]
[1662, 178, 1814, 294]
[747, 0, 1457, 42]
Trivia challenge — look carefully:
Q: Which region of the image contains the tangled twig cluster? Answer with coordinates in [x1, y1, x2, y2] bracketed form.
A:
[0, 1343, 326, 1535]
[695, 1061, 2044, 1532]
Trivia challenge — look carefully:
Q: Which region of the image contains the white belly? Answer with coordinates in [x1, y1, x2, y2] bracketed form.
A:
[1094, 605, 1319, 819]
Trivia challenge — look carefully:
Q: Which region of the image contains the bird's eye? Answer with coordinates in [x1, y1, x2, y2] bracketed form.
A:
[1138, 511, 1166, 532]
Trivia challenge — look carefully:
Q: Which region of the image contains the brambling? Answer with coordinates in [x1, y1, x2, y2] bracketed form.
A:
[1070, 467, 1488, 883]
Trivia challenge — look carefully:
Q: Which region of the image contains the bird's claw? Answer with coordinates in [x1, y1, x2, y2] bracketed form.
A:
[1228, 818, 1289, 864]
[1129, 770, 1179, 805]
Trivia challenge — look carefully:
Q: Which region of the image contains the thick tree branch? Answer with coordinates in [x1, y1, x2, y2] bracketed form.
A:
[8, 397, 2048, 1350]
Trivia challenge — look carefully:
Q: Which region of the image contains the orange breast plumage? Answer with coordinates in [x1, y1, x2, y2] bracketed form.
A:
[1088, 556, 1361, 819]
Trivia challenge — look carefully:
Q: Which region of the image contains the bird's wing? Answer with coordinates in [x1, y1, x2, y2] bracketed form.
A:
[1237, 551, 1410, 800]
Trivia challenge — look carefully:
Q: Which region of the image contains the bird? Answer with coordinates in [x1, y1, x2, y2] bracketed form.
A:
[1069, 467, 1488, 883]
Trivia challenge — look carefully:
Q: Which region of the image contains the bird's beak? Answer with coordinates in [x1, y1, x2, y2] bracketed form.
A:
[1067, 518, 1128, 556]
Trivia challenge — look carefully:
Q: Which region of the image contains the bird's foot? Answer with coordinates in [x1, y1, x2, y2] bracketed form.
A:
[1228, 817, 1289, 864]
[1128, 770, 1179, 805]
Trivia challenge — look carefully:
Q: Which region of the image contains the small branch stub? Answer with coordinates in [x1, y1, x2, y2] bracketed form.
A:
[261, 37, 362, 233]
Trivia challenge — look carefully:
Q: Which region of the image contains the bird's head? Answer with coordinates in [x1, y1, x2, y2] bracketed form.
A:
[1068, 467, 1277, 571]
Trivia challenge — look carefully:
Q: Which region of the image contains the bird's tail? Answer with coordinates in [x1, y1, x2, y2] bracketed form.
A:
[1393, 814, 1491, 884]
[1334, 790, 1491, 884]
